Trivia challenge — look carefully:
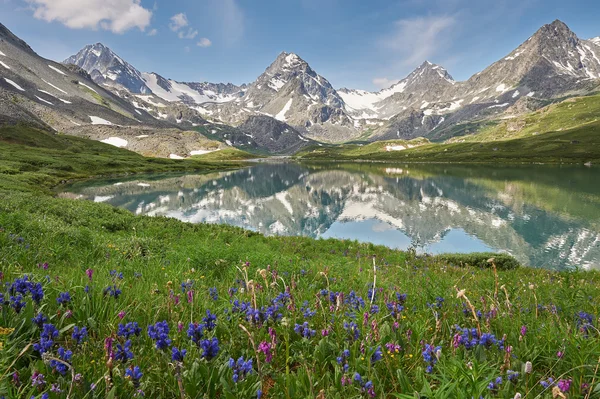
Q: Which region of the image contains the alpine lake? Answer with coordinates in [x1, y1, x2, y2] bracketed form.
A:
[60, 162, 600, 271]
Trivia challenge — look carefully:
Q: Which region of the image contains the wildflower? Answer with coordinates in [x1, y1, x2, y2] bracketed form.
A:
[257, 389, 263, 399]
[50, 347, 73, 375]
[524, 361, 532, 374]
[258, 341, 273, 363]
[200, 337, 220, 360]
[171, 347, 187, 362]
[72, 326, 88, 345]
[29, 283, 44, 304]
[540, 377, 554, 389]
[187, 290, 193, 303]
[514, 394, 522, 399]
[488, 376, 503, 392]
[10, 295, 26, 313]
[118, 322, 142, 339]
[202, 310, 217, 331]
[187, 323, 204, 345]
[209, 287, 218, 301]
[557, 379, 571, 392]
[50, 383, 62, 393]
[56, 292, 71, 306]
[103, 285, 122, 299]
[507, 370, 519, 383]
[228, 356, 253, 382]
[86, 269, 93, 281]
[147, 321, 171, 350]
[520, 325, 527, 336]
[422, 344, 442, 373]
[126, 366, 143, 388]
[294, 322, 316, 338]
[557, 351, 564, 358]
[115, 340, 134, 363]
[31, 371, 45, 387]
[33, 324, 59, 354]
[343, 321, 360, 341]
[371, 346, 383, 363]
[32, 313, 47, 328]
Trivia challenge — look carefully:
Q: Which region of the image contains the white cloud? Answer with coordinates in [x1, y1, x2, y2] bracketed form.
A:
[380, 15, 457, 67]
[178, 28, 198, 40]
[147, 28, 157, 36]
[169, 13, 188, 32]
[372, 77, 400, 90]
[197, 38, 212, 48]
[24, 0, 152, 34]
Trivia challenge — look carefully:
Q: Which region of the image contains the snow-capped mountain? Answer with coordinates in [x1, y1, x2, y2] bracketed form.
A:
[65, 43, 150, 94]
[203, 52, 356, 141]
[339, 61, 456, 120]
[65, 44, 245, 105]
[29, 19, 600, 147]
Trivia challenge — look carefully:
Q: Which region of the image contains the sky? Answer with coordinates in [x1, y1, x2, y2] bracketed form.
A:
[1, 0, 600, 91]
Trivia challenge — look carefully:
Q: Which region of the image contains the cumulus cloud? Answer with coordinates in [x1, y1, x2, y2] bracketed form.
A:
[197, 38, 212, 48]
[24, 0, 152, 34]
[178, 28, 198, 39]
[169, 13, 200, 40]
[380, 15, 457, 67]
[169, 13, 188, 32]
[372, 77, 400, 90]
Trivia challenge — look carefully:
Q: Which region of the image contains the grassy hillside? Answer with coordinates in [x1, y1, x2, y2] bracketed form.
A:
[1, 125, 599, 398]
[0, 125, 242, 193]
[450, 93, 600, 143]
[298, 120, 600, 164]
[191, 148, 261, 161]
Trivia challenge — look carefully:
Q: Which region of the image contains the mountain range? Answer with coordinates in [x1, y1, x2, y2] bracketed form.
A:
[1, 19, 599, 155]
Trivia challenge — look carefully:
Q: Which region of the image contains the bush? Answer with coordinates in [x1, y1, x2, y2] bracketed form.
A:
[433, 252, 520, 270]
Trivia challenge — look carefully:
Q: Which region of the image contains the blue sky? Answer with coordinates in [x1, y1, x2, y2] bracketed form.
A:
[2, 0, 600, 91]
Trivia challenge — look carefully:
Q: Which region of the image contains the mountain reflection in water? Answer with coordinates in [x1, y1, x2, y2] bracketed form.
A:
[62, 163, 600, 270]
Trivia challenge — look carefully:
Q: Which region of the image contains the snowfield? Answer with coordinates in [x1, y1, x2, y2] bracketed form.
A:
[90, 116, 114, 125]
[100, 137, 128, 147]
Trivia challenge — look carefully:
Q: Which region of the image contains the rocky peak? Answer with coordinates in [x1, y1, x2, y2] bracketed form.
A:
[590, 37, 600, 46]
[65, 43, 149, 94]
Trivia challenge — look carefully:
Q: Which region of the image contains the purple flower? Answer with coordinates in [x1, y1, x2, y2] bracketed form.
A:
[171, 347, 187, 362]
[557, 379, 572, 392]
[520, 325, 527, 336]
[147, 321, 171, 350]
[56, 292, 71, 306]
[126, 366, 143, 388]
[86, 269, 93, 281]
[31, 371, 45, 387]
[258, 341, 273, 363]
[294, 322, 316, 339]
[118, 322, 142, 339]
[115, 340, 134, 363]
[200, 337, 219, 360]
[229, 356, 253, 382]
[71, 326, 88, 345]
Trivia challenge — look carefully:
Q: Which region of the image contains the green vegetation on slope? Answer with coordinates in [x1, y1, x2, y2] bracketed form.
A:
[191, 148, 262, 161]
[1, 124, 599, 398]
[0, 125, 242, 193]
[298, 121, 600, 164]
[452, 93, 600, 143]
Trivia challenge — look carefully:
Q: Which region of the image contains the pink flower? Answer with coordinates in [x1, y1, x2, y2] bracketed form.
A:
[86, 269, 93, 281]
[520, 325, 527, 336]
[258, 341, 273, 363]
[178, 321, 184, 333]
[187, 290, 194, 303]
[118, 311, 126, 319]
[557, 351, 564, 358]
[321, 329, 330, 337]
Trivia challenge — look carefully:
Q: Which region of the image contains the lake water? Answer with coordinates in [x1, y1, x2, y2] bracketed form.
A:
[62, 162, 600, 270]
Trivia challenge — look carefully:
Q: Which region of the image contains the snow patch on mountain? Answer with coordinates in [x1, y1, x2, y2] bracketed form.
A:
[101, 137, 127, 147]
[5, 78, 25, 91]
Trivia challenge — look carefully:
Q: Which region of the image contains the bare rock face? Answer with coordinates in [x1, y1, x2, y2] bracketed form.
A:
[238, 115, 313, 154]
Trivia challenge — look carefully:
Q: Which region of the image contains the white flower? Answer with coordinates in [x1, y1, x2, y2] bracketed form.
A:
[514, 393, 522, 399]
[524, 361, 532, 374]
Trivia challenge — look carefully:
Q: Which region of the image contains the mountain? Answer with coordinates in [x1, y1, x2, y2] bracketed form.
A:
[589, 37, 600, 46]
[203, 52, 356, 142]
[64, 43, 150, 94]
[368, 20, 600, 141]
[339, 61, 456, 120]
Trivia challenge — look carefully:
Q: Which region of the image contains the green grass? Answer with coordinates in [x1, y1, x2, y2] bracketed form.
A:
[451, 93, 600, 143]
[191, 148, 262, 161]
[0, 125, 243, 194]
[1, 125, 599, 398]
[298, 121, 600, 164]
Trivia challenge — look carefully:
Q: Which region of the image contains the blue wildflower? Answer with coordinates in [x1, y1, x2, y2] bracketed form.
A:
[147, 321, 171, 350]
[200, 337, 219, 360]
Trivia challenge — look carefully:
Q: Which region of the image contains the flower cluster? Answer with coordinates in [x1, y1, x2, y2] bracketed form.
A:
[228, 356, 253, 383]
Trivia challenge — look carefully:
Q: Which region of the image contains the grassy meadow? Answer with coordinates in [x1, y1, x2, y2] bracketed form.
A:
[1, 125, 600, 398]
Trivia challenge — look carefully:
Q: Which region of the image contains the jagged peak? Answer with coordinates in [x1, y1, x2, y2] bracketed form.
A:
[590, 37, 600, 46]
